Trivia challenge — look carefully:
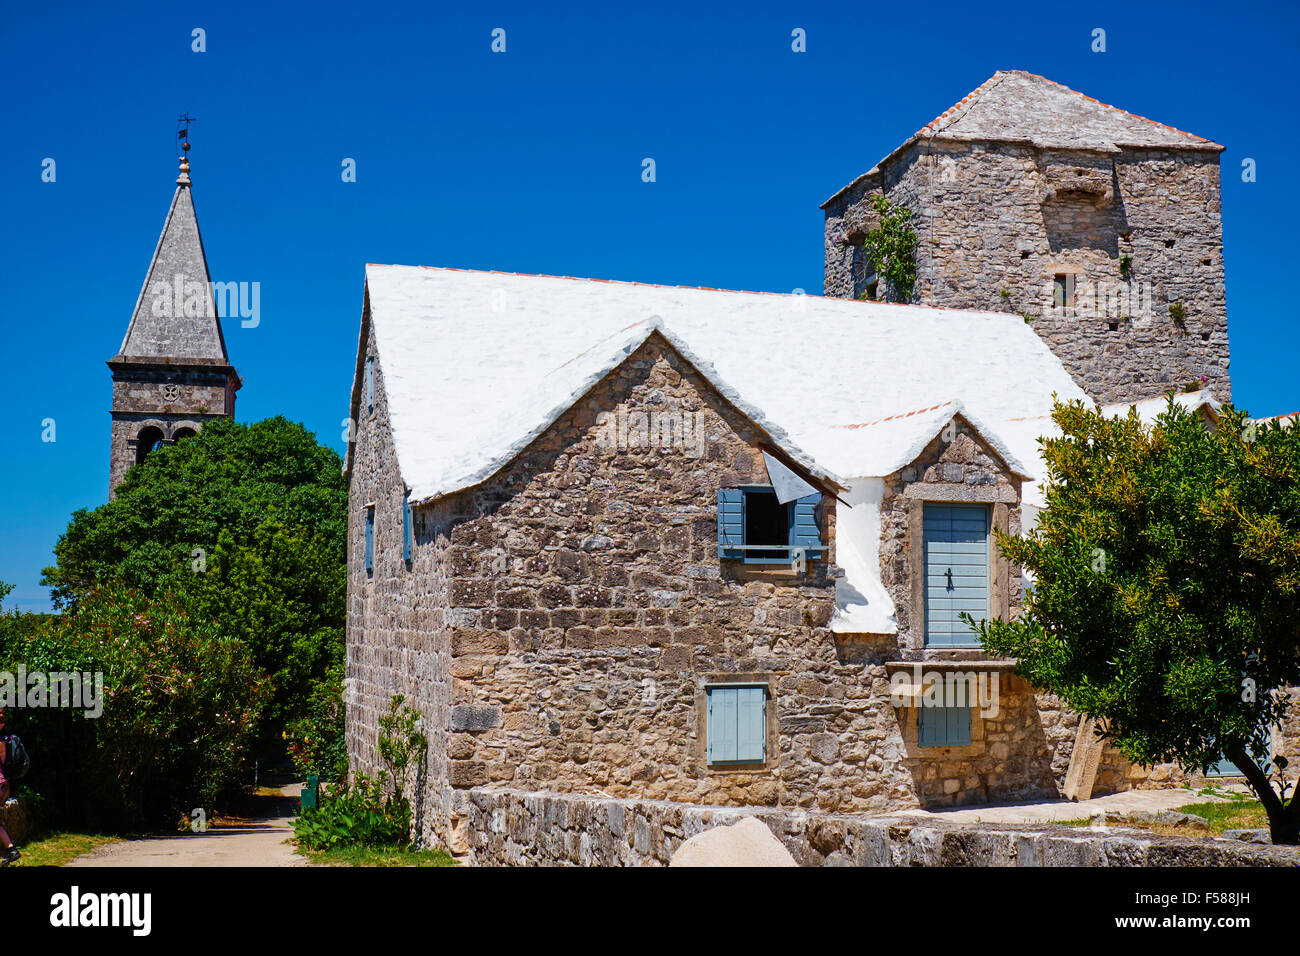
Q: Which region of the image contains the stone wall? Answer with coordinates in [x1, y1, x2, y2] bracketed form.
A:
[433, 333, 843, 814]
[108, 361, 236, 493]
[345, 310, 454, 845]
[452, 786, 1300, 867]
[823, 141, 1230, 406]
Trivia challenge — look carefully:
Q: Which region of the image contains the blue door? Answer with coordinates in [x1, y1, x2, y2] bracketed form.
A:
[923, 504, 990, 647]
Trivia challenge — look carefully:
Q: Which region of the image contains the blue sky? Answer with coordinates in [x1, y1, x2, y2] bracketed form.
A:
[2, 0, 1297, 611]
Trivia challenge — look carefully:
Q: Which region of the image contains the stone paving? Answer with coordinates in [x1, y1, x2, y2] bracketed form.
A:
[891, 785, 1234, 825]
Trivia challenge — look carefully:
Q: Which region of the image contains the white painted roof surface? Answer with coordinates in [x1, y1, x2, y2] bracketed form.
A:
[360, 265, 1100, 637]
[361, 265, 1088, 505]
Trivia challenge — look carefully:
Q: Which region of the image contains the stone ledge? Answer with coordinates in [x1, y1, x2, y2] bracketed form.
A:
[450, 786, 1300, 867]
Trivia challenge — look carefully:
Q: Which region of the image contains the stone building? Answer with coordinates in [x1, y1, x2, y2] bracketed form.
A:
[108, 153, 240, 494]
[822, 71, 1230, 406]
[343, 74, 1269, 861]
[345, 265, 1144, 851]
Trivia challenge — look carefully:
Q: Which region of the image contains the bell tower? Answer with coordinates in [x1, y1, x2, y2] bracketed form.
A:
[108, 137, 241, 495]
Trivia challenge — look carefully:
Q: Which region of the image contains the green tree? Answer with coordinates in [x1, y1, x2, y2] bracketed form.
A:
[862, 194, 918, 302]
[0, 584, 267, 831]
[42, 417, 347, 748]
[971, 399, 1300, 842]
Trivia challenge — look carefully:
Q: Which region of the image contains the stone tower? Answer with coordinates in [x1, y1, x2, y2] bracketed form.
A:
[108, 152, 240, 494]
[822, 71, 1230, 405]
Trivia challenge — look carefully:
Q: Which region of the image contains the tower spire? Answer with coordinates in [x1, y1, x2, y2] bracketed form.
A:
[106, 113, 240, 495]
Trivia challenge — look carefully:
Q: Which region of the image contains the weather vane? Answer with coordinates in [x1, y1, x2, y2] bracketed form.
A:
[177, 112, 196, 154]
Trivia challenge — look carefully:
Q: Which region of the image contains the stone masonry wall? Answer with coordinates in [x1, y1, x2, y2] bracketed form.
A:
[823, 141, 1230, 406]
[345, 312, 453, 844]
[435, 333, 846, 819]
[453, 786, 1300, 867]
[108, 363, 235, 493]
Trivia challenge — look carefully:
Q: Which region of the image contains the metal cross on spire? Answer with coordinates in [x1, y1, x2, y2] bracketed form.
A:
[176, 112, 196, 185]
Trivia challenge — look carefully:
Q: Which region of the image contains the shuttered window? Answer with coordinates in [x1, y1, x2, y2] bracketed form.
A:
[923, 504, 989, 647]
[364, 505, 375, 576]
[715, 488, 823, 564]
[706, 685, 767, 764]
[918, 689, 973, 748]
[365, 357, 375, 414]
[402, 493, 414, 563]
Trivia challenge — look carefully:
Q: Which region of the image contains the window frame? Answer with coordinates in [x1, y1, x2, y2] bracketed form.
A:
[717, 485, 824, 566]
[704, 683, 769, 766]
[1052, 273, 1076, 309]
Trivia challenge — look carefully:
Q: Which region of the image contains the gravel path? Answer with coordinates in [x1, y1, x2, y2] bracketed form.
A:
[65, 783, 307, 868]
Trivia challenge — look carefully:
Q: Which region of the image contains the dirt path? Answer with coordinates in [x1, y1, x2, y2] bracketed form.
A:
[66, 783, 307, 868]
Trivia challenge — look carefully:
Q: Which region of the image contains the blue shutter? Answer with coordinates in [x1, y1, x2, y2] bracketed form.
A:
[365, 357, 375, 413]
[402, 493, 413, 562]
[735, 687, 766, 762]
[788, 493, 823, 558]
[923, 504, 989, 647]
[707, 688, 738, 763]
[717, 489, 744, 558]
[364, 507, 375, 575]
[918, 681, 972, 747]
[708, 686, 767, 764]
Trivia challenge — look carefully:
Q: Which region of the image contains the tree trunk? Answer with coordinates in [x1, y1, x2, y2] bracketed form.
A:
[1224, 743, 1300, 844]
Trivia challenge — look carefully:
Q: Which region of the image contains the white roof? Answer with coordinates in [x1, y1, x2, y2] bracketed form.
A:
[357, 265, 1089, 504]
[356, 265, 1097, 637]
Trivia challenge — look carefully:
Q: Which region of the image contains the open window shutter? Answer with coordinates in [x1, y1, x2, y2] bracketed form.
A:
[788, 493, 823, 558]
[716, 489, 744, 558]
[708, 688, 738, 763]
[364, 508, 375, 574]
[735, 687, 766, 762]
[402, 493, 413, 562]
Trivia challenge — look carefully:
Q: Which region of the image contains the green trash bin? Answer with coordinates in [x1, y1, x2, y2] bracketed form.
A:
[300, 775, 319, 811]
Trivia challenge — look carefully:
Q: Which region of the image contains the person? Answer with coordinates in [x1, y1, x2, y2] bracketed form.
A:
[0, 709, 20, 864]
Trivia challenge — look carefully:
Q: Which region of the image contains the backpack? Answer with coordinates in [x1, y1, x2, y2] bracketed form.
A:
[3, 735, 29, 781]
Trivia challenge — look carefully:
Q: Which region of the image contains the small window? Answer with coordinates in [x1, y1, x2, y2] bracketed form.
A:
[1052, 274, 1075, 308]
[364, 505, 375, 577]
[364, 356, 375, 414]
[918, 681, 973, 747]
[706, 685, 767, 765]
[402, 493, 413, 563]
[716, 488, 823, 564]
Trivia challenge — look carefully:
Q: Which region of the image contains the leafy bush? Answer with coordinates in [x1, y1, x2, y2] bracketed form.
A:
[293, 695, 426, 850]
[0, 584, 267, 832]
[862, 195, 918, 302]
[293, 775, 409, 850]
[284, 663, 347, 781]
